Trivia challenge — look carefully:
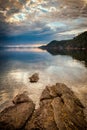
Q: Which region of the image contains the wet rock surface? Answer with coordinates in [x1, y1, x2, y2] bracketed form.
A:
[0, 83, 87, 130]
[13, 92, 32, 104]
[29, 73, 39, 83]
[0, 93, 35, 130]
[25, 83, 87, 130]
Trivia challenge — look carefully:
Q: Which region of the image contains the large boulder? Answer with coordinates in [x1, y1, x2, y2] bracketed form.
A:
[29, 73, 39, 83]
[25, 83, 87, 130]
[0, 93, 35, 130]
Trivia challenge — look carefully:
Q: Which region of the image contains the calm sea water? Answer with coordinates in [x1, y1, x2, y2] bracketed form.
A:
[0, 47, 87, 113]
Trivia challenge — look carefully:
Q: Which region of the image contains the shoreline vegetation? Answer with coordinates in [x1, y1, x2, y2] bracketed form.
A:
[0, 73, 87, 130]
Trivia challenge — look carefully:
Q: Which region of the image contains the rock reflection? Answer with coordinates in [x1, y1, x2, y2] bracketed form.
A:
[45, 48, 87, 66]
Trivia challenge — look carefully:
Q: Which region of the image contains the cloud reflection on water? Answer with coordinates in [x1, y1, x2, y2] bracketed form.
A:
[0, 48, 87, 111]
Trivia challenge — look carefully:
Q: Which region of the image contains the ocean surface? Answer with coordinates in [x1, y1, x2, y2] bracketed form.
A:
[0, 47, 87, 113]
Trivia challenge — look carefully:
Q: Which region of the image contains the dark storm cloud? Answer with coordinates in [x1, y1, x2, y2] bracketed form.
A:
[0, 0, 29, 37]
[0, 0, 87, 44]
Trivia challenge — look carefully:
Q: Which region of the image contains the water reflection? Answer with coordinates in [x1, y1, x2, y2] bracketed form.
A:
[0, 47, 46, 53]
[0, 47, 87, 112]
[45, 48, 87, 66]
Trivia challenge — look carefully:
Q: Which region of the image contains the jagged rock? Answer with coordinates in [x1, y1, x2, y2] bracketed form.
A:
[25, 99, 58, 130]
[0, 93, 35, 130]
[0, 83, 87, 130]
[13, 92, 32, 104]
[29, 73, 39, 83]
[25, 83, 87, 130]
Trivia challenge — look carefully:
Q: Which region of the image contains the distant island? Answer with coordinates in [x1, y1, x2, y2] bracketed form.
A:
[39, 31, 87, 66]
[40, 31, 87, 50]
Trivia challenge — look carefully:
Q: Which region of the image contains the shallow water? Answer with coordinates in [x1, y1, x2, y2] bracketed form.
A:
[0, 47, 87, 113]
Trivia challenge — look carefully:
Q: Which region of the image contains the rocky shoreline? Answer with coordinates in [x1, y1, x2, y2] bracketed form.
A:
[0, 82, 87, 130]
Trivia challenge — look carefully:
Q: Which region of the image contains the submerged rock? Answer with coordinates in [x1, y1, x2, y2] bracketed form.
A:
[29, 73, 39, 83]
[25, 83, 87, 130]
[0, 93, 35, 130]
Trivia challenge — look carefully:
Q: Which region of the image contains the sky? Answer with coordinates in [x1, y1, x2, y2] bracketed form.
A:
[0, 0, 87, 46]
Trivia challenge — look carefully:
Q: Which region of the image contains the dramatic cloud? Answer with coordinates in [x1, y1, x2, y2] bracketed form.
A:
[0, 0, 87, 44]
